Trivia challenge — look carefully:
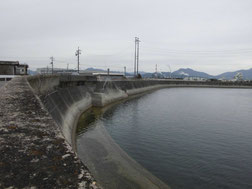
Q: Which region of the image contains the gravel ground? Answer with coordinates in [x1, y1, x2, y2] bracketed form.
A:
[0, 81, 6, 89]
[0, 77, 101, 189]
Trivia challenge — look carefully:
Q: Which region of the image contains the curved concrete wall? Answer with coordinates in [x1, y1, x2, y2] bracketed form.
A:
[28, 76, 252, 148]
[1, 75, 251, 189]
[26, 75, 252, 189]
[30, 78, 175, 146]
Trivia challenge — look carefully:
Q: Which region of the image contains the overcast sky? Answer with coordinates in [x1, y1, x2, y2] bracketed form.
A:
[1, 0, 252, 75]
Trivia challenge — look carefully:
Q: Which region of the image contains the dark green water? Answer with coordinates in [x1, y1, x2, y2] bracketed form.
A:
[98, 88, 252, 189]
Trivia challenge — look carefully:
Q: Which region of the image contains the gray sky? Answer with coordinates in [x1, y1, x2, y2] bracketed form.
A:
[1, 0, 252, 75]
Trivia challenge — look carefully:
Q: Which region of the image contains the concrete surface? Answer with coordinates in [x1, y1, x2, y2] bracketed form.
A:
[77, 121, 170, 189]
[1, 75, 252, 189]
[0, 81, 6, 89]
[0, 77, 100, 189]
[30, 76, 252, 189]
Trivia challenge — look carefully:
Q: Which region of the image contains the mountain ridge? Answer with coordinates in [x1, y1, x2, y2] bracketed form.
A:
[85, 67, 252, 80]
[142, 67, 252, 80]
[31, 67, 252, 80]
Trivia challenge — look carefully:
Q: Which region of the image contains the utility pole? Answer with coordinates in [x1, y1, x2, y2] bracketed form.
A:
[124, 66, 126, 76]
[67, 63, 69, 71]
[50, 56, 54, 74]
[134, 37, 140, 77]
[136, 38, 140, 75]
[75, 47, 81, 73]
[134, 38, 137, 76]
[46, 65, 49, 75]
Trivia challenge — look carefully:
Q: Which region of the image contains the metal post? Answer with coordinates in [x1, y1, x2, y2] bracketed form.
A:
[50, 56, 54, 74]
[133, 37, 140, 77]
[75, 47, 81, 73]
[136, 38, 140, 75]
[134, 38, 137, 77]
[77, 49, 79, 73]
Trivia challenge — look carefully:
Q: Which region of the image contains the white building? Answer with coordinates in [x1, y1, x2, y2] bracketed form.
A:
[183, 76, 207, 81]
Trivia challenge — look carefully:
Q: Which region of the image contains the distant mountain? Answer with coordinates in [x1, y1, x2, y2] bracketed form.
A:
[172, 68, 213, 78]
[28, 70, 37, 75]
[142, 72, 154, 78]
[216, 68, 252, 80]
[142, 68, 214, 78]
[84, 67, 252, 80]
[85, 67, 106, 72]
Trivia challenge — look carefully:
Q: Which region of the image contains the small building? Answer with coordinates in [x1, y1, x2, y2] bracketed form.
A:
[232, 72, 243, 82]
[16, 64, 29, 75]
[0, 61, 28, 75]
[0, 61, 19, 75]
[92, 72, 125, 81]
[36, 67, 76, 75]
[183, 76, 207, 81]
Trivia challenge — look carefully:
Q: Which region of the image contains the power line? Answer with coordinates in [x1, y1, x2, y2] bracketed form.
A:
[84, 45, 132, 57]
[142, 46, 252, 54]
[139, 51, 252, 58]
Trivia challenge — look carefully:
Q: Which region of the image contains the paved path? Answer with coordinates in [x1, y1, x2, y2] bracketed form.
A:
[0, 77, 100, 189]
[0, 81, 6, 89]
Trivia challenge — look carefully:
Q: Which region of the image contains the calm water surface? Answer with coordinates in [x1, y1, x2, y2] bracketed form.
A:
[99, 88, 252, 189]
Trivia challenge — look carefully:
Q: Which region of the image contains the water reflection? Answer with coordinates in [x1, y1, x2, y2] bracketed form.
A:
[76, 108, 102, 136]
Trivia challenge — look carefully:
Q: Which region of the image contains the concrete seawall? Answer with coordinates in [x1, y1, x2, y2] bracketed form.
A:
[27, 76, 252, 189]
[1, 75, 252, 188]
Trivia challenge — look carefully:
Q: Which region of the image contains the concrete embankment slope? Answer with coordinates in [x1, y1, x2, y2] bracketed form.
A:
[1, 75, 252, 189]
[26, 76, 174, 189]
[0, 77, 100, 189]
[27, 76, 252, 188]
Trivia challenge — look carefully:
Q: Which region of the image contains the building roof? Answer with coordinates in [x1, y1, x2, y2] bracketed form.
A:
[0, 61, 19, 65]
[92, 72, 124, 76]
[18, 64, 29, 68]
